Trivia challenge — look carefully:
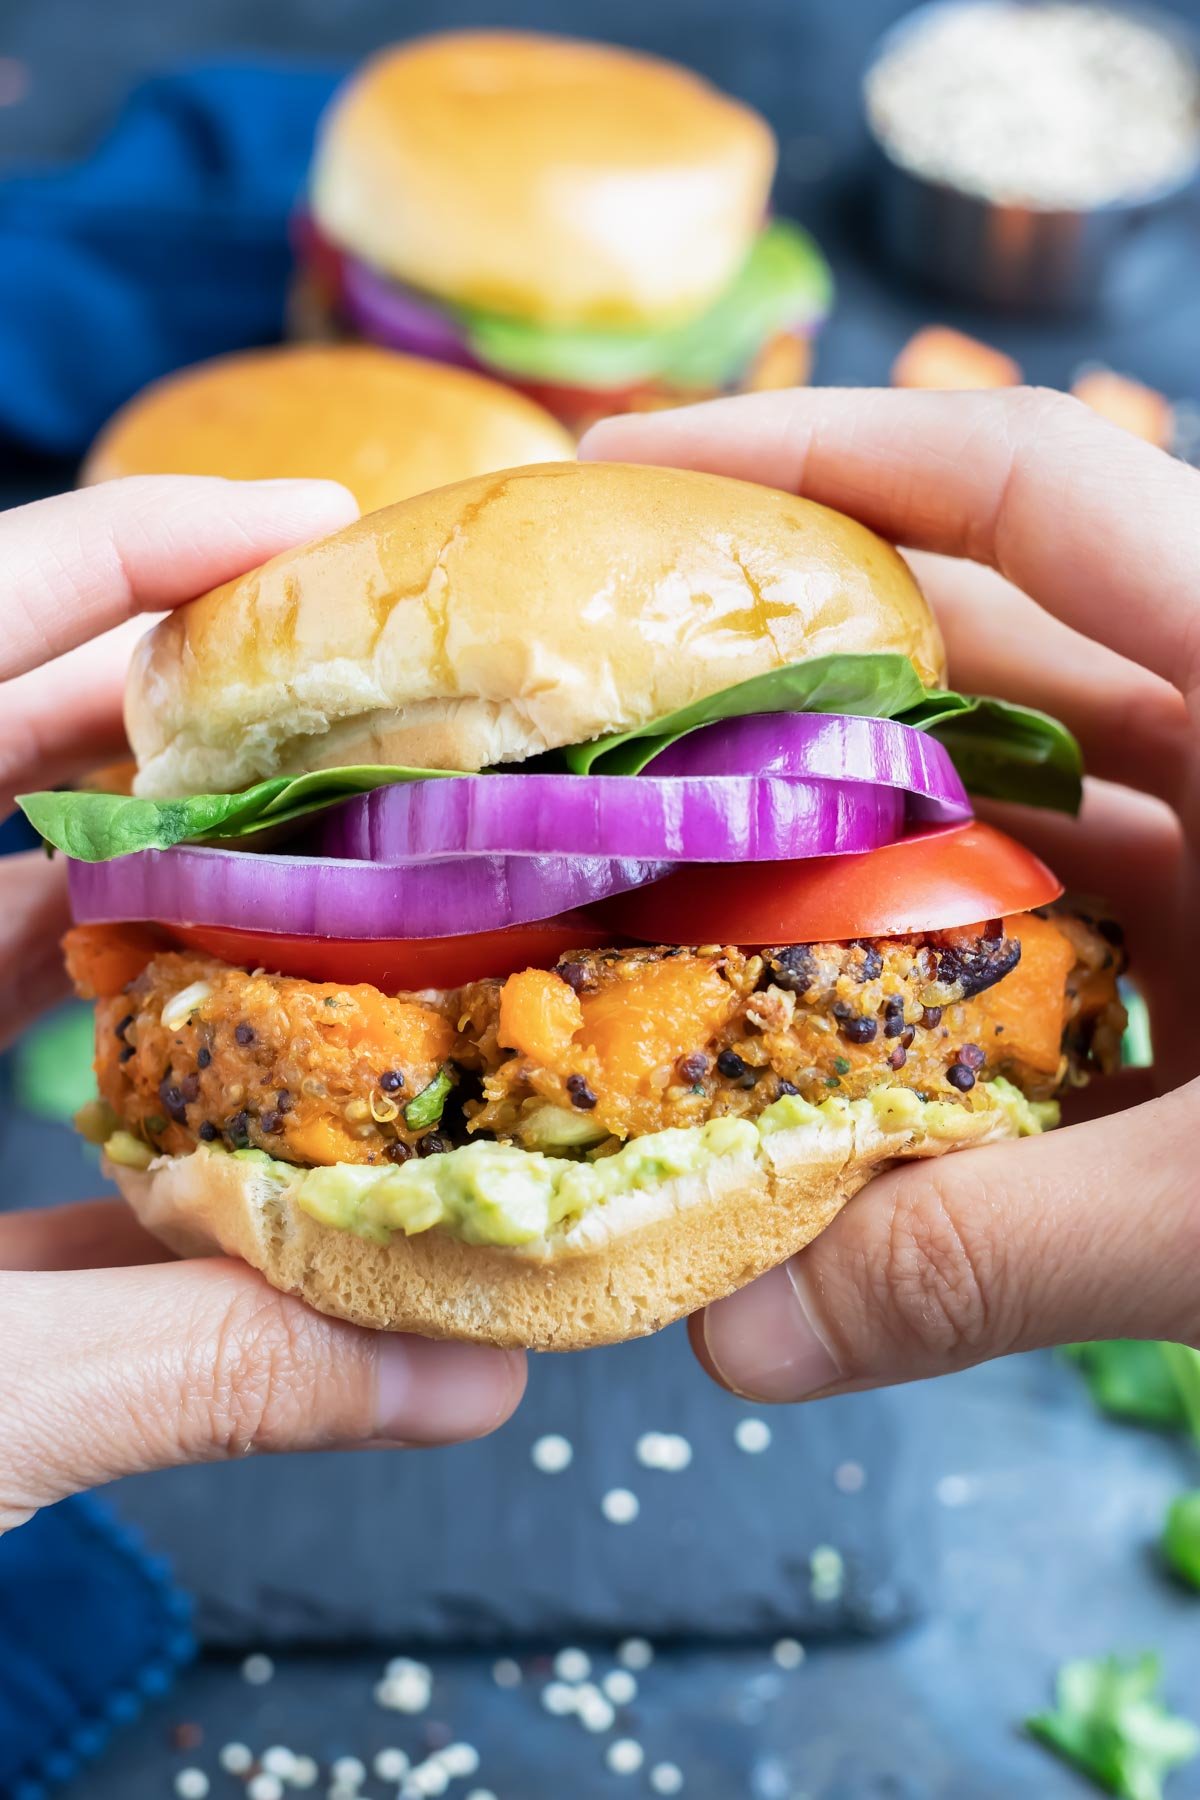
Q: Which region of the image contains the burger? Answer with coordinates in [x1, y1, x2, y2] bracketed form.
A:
[297, 32, 833, 432]
[82, 343, 573, 511]
[22, 462, 1125, 1351]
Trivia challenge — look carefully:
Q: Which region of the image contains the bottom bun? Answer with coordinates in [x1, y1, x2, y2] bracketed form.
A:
[111, 1097, 1020, 1350]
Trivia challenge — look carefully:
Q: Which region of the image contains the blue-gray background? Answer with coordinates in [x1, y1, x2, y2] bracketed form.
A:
[2, 1, 1199, 1795]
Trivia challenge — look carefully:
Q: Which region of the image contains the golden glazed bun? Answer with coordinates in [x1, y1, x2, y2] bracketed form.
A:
[309, 31, 777, 327]
[124, 464, 949, 802]
[82, 345, 573, 513]
[111, 1097, 1012, 1350]
[127, 461, 946, 799]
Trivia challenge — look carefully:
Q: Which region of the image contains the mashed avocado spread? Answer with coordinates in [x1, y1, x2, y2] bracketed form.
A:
[99, 1079, 1055, 1250]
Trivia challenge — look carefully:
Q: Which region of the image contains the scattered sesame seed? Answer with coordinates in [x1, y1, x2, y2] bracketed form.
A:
[617, 1637, 654, 1671]
[650, 1763, 685, 1795]
[260, 1747, 295, 1779]
[542, 1681, 579, 1716]
[219, 1744, 254, 1774]
[772, 1637, 806, 1669]
[466, 1792, 499, 1800]
[385, 1656, 430, 1681]
[289, 1757, 319, 1790]
[246, 1777, 284, 1800]
[635, 1432, 693, 1472]
[329, 1757, 366, 1788]
[834, 1460, 866, 1494]
[602, 1669, 638, 1705]
[553, 1647, 591, 1683]
[407, 1763, 450, 1797]
[174, 1772, 209, 1800]
[601, 1487, 640, 1524]
[374, 1748, 410, 1781]
[936, 1472, 974, 1507]
[531, 1433, 574, 1473]
[576, 1686, 616, 1733]
[734, 1418, 772, 1455]
[241, 1652, 275, 1685]
[437, 1744, 480, 1778]
[491, 1657, 522, 1688]
[375, 1660, 432, 1713]
[606, 1738, 646, 1775]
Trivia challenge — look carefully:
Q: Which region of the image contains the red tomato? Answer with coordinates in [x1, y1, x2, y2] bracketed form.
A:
[595, 822, 1063, 944]
[166, 913, 614, 990]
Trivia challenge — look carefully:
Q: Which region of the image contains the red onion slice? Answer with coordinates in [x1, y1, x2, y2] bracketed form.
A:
[339, 255, 481, 369]
[68, 850, 672, 940]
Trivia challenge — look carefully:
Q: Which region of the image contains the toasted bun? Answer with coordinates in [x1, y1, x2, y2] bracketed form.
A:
[111, 1101, 1013, 1350]
[82, 345, 573, 514]
[127, 462, 945, 798]
[309, 31, 776, 327]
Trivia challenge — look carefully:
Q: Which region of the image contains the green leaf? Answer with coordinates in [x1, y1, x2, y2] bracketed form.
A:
[18, 763, 456, 862]
[404, 1068, 454, 1132]
[460, 221, 833, 390]
[923, 696, 1084, 813]
[1159, 1344, 1200, 1443]
[1063, 1342, 1190, 1432]
[1162, 1491, 1200, 1589]
[1028, 1654, 1199, 1800]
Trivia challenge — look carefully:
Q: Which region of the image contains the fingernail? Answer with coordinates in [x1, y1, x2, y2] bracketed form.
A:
[702, 1260, 842, 1402]
[374, 1335, 525, 1445]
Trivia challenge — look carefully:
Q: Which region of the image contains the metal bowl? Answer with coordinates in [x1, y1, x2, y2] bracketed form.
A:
[863, 0, 1200, 312]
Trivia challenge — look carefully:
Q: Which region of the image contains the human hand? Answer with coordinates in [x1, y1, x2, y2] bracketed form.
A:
[582, 388, 1199, 1402]
[0, 477, 525, 1530]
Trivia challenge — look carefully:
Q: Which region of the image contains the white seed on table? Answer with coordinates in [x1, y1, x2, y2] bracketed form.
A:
[437, 1743, 480, 1777]
[289, 1757, 319, 1790]
[576, 1685, 615, 1733]
[936, 1473, 973, 1507]
[329, 1757, 366, 1787]
[650, 1764, 685, 1795]
[531, 1432, 574, 1473]
[603, 1668, 638, 1705]
[772, 1637, 805, 1669]
[219, 1744, 254, 1776]
[734, 1418, 772, 1455]
[606, 1738, 645, 1775]
[260, 1747, 296, 1778]
[834, 1460, 865, 1494]
[174, 1773, 209, 1800]
[241, 1652, 275, 1685]
[246, 1776, 284, 1800]
[636, 1432, 693, 1472]
[491, 1656, 522, 1688]
[616, 1636, 654, 1671]
[465, 1791, 499, 1800]
[541, 1680, 579, 1716]
[553, 1647, 591, 1683]
[407, 1762, 450, 1796]
[373, 1747, 410, 1780]
[601, 1488, 640, 1524]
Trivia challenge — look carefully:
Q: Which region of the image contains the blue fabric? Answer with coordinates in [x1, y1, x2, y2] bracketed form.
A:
[0, 63, 340, 457]
[0, 1497, 194, 1798]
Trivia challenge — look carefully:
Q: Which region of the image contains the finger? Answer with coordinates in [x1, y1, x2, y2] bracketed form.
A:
[582, 388, 1200, 697]
[0, 1199, 174, 1271]
[0, 1259, 527, 1527]
[907, 551, 1192, 812]
[1, 623, 137, 819]
[1, 474, 358, 683]
[692, 1082, 1200, 1403]
[0, 853, 72, 1051]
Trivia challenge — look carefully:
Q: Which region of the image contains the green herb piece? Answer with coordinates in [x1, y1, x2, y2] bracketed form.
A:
[1162, 1491, 1200, 1589]
[18, 762, 454, 861]
[833, 1056, 852, 1075]
[824, 1076, 840, 1089]
[143, 1115, 166, 1136]
[1027, 1654, 1199, 1800]
[404, 1069, 454, 1132]
[460, 221, 833, 390]
[1062, 1342, 1191, 1432]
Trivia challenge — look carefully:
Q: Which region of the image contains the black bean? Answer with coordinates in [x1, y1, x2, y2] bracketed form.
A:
[677, 1052, 709, 1084]
[157, 1076, 187, 1122]
[899, 1027, 916, 1050]
[854, 943, 883, 981]
[776, 1079, 800, 1097]
[946, 1063, 976, 1092]
[883, 998, 907, 1038]
[196, 1046, 212, 1070]
[935, 934, 1021, 1000]
[385, 1140, 414, 1164]
[276, 1089, 293, 1114]
[888, 1046, 907, 1071]
[566, 1073, 598, 1110]
[379, 1069, 405, 1093]
[417, 1132, 452, 1157]
[921, 1006, 943, 1030]
[225, 1110, 250, 1147]
[198, 1121, 218, 1142]
[114, 1013, 134, 1040]
[716, 1049, 747, 1079]
[958, 1043, 985, 1070]
[556, 960, 596, 994]
[840, 1016, 878, 1045]
[179, 1073, 200, 1103]
[764, 945, 817, 995]
[234, 1023, 255, 1047]
[262, 1110, 286, 1134]
[118, 1044, 136, 1064]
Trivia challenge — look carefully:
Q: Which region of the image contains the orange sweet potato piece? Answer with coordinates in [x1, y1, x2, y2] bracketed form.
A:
[1071, 369, 1173, 448]
[892, 326, 1021, 390]
[975, 913, 1076, 1075]
[498, 967, 584, 1065]
[580, 958, 737, 1094]
[63, 923, 165, 999]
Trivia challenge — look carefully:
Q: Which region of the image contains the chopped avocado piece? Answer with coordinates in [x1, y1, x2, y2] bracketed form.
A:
[404, 1068, 453, 1131]
[104, 1131, 154, 1171]
[1027, 1653, 1199, 1800]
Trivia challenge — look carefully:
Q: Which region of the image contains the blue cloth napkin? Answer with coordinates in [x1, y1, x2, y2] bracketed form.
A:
[0, 62, 339, 457]
[0, 1497, 194, 1798]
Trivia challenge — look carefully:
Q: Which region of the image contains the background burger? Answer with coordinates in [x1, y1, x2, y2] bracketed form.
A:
[298, 31, 833, 432]
[22, 462, 1125, 1351]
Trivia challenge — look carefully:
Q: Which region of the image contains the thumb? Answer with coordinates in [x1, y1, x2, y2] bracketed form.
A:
[0, 1259, 525, 1530]
[692, 1084, 1199, 1402]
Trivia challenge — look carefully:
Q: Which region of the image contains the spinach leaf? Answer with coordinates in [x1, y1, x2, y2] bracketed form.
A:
[404, 1069, 453, 1132]
[1062, 1342, 1190, 1432]
[1027, 1654, 1199, 1800]
[1162, 1491, 1200, 1590]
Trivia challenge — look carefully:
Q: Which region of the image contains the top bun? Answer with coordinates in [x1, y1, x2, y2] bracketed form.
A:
[82, 344, 573, 514]
[310, 31, 776, 328]
[127, 462, 946, 799]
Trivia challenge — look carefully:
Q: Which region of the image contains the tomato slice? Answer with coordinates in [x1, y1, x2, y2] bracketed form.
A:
[595, 822, 1063, 944]
[166, 912, 614, 990]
